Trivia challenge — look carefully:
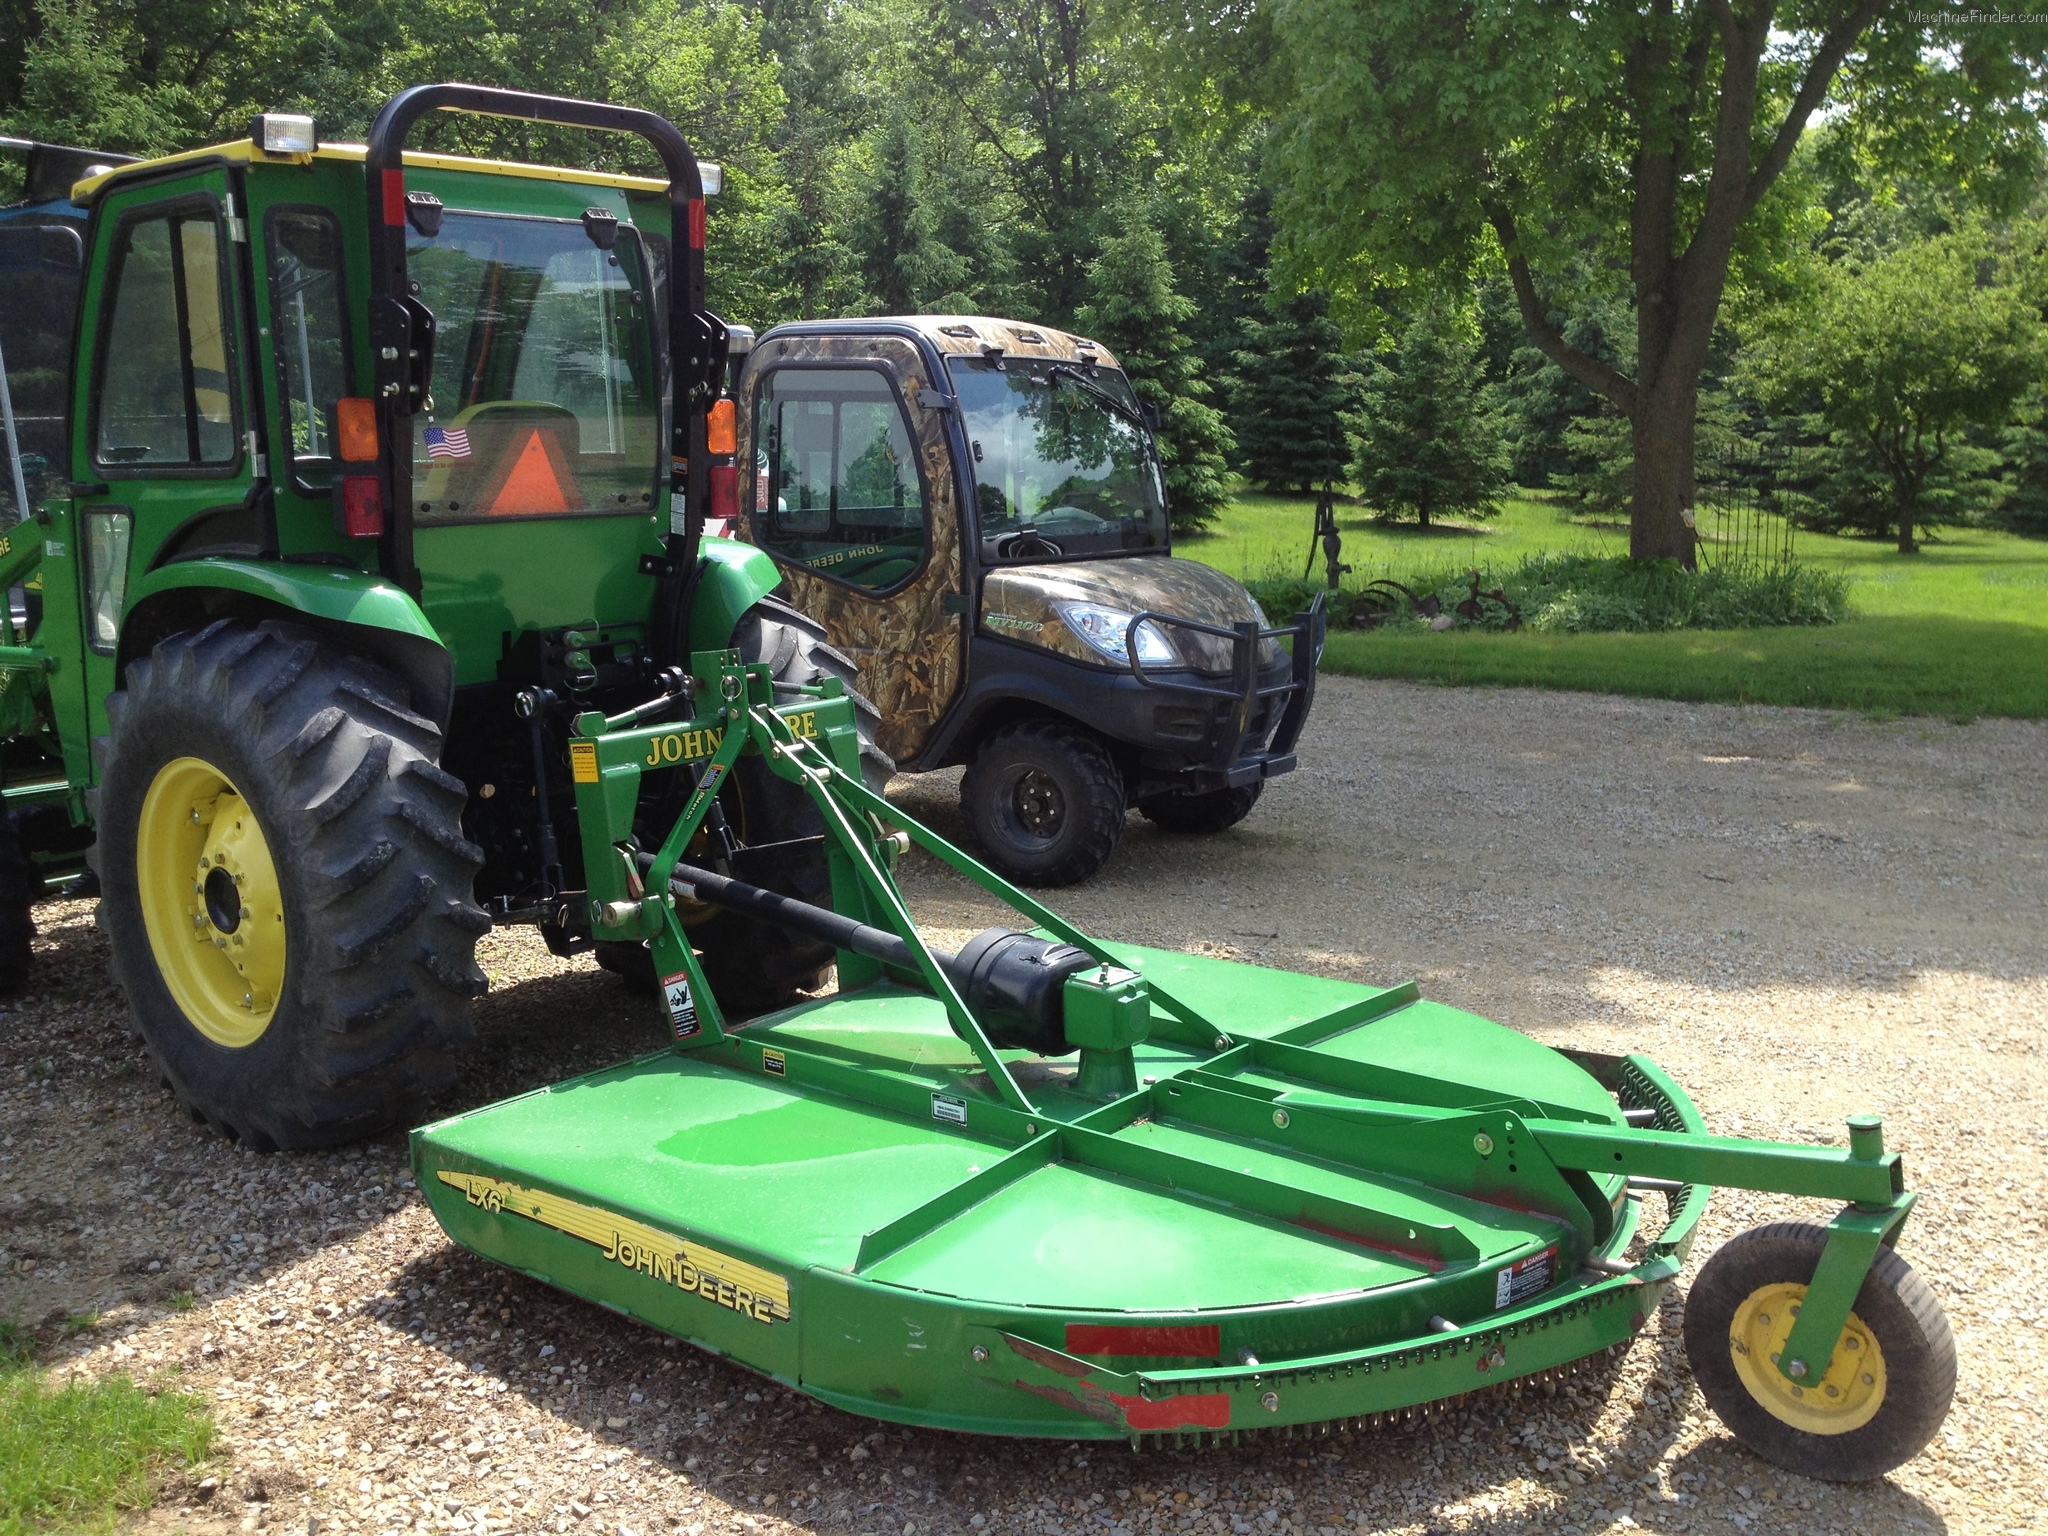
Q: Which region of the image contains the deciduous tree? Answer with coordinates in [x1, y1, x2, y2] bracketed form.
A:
[1240, 1, 2048, 564]
[1743, 227, 2048, 552]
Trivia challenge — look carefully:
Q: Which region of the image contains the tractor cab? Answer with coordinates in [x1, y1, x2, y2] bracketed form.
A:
[733, 318, 1324, 885]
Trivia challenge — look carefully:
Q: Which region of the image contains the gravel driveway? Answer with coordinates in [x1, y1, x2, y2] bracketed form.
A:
[3, 677, 2043, 1536]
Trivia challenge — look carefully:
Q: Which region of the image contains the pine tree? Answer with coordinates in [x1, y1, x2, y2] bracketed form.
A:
[848, 104, 972, 314]
[1351, 310, 1508, 529]
[1230, 289, 1354, 494]
[1076, 209, 1234, 533]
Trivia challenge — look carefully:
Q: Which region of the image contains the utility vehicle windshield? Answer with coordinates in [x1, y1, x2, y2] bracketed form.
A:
[406, 212, 660, 523]
[945, 355, 1167, 561]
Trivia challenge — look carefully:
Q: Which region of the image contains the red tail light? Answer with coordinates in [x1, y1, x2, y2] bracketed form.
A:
[708, 463, 738, 525]
[340, 475, 384, 538]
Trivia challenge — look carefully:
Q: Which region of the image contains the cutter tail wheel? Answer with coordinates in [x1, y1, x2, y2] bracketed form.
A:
[93, 620, 488, 1150]
[1683, 1221, 1956, 1481]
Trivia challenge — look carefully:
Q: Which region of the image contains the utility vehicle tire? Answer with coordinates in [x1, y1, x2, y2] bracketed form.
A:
[962, 719, 1125, 888]
[91, 620, 488, 1150]
[593, 597, 890, 1013]
[1683, 1220, 1955, 1481]
[1138, 782, 1262, 835]
[0, 811, 36, 995]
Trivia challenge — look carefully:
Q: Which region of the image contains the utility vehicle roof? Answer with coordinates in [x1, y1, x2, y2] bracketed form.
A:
[767, 315, 1124, 372]
[69, 138, 670, 205]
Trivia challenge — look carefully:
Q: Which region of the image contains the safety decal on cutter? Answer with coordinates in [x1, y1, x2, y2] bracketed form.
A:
[1495, 1244, 1557, 1309]
[664, 971, 699, 1039]
[569, 740, 599, 784]
[931, 1093, 968, 1126]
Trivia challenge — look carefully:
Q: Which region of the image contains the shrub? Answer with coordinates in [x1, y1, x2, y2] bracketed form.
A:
[1247, 553, 1848, 635]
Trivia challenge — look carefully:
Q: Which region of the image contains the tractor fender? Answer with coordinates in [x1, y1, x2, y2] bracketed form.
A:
[120, 560, 454, 727]
[687, 537, 784, 653]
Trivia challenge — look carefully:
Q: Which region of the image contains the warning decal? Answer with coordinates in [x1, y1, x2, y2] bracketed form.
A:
[663, 971, 699, 1039]
[930, 1093, 968, 1126]
[569, 740, 599, 784]
[762, 1047, 786, 1077]
[1495, 1245, 1557, 1310]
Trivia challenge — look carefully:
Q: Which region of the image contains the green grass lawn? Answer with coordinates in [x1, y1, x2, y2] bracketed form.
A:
[0, 1322, 214, 1535]
[1177, 492, 2048, 719]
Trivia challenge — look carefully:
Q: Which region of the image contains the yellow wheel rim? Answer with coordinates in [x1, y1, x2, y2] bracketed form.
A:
[135, 756, 287, 1048]
[1729, 1281, 1887, 1434]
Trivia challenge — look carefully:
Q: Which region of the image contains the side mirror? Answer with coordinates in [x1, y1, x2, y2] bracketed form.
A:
[1139, 400, 1161, 434]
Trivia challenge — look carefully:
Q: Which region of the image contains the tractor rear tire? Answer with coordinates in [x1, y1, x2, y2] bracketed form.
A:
[1683, 1220, 1956, 1481]
[1138, 782, 1262, 835]
[92, 620, 488, 1150]
[0, 811, 36, 996]
[593, 597, 890, 1013]
[962, 719, 1125, 887]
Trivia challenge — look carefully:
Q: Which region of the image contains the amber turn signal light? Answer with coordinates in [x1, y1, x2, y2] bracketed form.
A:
[336, 398, 379, 464]
[706, 399, 736, 456]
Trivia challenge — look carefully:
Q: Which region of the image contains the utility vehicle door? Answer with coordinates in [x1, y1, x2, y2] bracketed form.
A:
[736, 333, 963, 765]
[394, 174, 667, 684]
[67, 164, 256, 745]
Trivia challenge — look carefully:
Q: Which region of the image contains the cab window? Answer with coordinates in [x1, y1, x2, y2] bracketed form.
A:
[406, 211, 660, 523]
[94, 202, 239, 469]
[751, 366, 927, 592]
[264, 206, 351, 490]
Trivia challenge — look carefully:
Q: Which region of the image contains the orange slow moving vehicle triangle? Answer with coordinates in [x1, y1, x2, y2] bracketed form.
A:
[483, 426, 583, 515]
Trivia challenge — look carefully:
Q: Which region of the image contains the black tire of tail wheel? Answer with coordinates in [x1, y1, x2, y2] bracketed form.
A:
[961, 719, 1125, 887]
[1138, 782, 1263, 835]
[1683, 1220, 1956, 1481]
[592, 597, 891, 1011]
[91, 620, 488, 1151]
[0, 811, 36, 996]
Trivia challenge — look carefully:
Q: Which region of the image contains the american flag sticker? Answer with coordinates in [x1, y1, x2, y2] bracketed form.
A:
[424, 426, 472, 460]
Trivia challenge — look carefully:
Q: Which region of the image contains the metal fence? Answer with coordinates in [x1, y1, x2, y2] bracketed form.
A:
[1694, 446, 1811, 569]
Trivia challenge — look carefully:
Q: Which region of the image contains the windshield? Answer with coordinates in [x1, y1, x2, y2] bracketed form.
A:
[945, 356, 1167, 560]
[406, 212, 660, 523]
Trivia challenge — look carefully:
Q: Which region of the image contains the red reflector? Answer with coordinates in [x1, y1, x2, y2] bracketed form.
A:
[708, 463, 738, 524]
[340, 475, 384, 538]
[1064, 1324, 1220, 1358]
[687, 197, 706, 249]
[382, 169, 406, 226]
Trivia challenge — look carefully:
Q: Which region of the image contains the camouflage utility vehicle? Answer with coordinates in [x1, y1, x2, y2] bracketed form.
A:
[728, 317, 1321, 885]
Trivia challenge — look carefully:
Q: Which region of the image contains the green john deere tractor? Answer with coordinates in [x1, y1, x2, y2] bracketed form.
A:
[0, 87, 1953, 1482]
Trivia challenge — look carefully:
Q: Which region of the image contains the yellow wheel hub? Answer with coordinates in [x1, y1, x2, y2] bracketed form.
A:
[136, 756, 287, 1048]
[1729, 1281, 1886, 1434]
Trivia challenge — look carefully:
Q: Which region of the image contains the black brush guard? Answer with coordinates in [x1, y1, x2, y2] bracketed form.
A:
[1126, 594, 1325, 787]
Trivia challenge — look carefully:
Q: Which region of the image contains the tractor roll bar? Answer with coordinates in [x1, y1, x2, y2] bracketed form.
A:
[362, 84, 730, 605]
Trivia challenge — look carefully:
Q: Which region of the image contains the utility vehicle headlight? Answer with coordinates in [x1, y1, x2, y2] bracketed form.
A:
[1055, 602, 1177, 667]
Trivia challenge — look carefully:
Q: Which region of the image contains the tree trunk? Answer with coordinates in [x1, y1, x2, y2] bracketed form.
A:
[1896, 483, 1920, 553]
[1629, 376, 1699, 564]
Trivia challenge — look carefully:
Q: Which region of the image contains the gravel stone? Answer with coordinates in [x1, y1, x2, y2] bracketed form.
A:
[3, 677, 2042, 1536]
